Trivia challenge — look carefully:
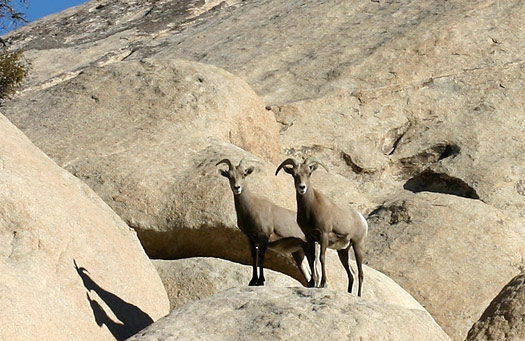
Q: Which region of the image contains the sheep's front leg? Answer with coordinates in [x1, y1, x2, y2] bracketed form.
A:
[248, 239, 259, 286]
[319, 233, 329, 288]
[256, 234, 269, 286]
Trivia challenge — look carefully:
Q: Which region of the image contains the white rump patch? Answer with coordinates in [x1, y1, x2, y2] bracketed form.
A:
[358, 212, 368, 236]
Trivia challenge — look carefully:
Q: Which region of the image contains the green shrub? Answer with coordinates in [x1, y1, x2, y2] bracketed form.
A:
[0, 48, 29, 99]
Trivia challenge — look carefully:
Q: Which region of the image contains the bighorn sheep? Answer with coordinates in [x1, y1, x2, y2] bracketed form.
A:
[276, 157, 368, 296]
[217, 158, 312, 286]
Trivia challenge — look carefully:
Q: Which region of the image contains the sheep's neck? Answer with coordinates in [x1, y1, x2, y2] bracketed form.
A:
[296, 187, 316, 227]
[233, 187, 253, 217]
[233, 187, 260, 239]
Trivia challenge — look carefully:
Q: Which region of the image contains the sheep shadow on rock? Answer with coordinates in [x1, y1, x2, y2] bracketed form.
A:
[74, 259, 153, 340]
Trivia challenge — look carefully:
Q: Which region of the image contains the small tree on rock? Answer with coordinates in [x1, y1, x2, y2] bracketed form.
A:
[0, 0, 29, 100]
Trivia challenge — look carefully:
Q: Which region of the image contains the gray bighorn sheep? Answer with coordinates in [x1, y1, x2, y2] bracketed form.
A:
[217, 158, 312, 286]
[276, 157, 368, 296]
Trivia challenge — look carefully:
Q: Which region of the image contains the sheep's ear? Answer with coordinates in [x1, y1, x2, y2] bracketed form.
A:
[218, 169, 229, 177]
[283, 166, 294, 175]
[244, 166, 255, 176]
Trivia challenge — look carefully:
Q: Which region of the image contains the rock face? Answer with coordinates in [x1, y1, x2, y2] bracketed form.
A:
[0, 114, 169, 340]
[273, 65, 524, 214]
[467, 271, 525, 341]
[1, 0, 524, 340]
[129, 286, 451, 341]
[6, 0, 522, 218]
[153, 256, 427, 313]
[365, 192, 525, 340]
[1, 57, 296, 277]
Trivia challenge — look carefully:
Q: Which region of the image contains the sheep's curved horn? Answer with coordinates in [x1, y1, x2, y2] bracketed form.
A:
[304, 157, 329, 172]
[237, 157, 246, 169]
[275, 158, 298, 176]
[216, 159, 233, 170]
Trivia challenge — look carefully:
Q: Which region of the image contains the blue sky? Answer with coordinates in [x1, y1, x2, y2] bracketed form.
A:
[2, 0, 90, 34]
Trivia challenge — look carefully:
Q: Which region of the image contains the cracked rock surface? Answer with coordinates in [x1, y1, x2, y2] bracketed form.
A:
[467, 271, 525, 341]
[128, 286, 451, 341]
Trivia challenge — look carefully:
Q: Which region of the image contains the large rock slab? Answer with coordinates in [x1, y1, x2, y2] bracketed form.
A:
[3, 56, 279, 166]
[129, 287, 450, 341]
[0, 113, 169, 340]
[1, 57, 286, 265]
[153, 256, 428, 314]
[155, 0, 523, 105]
[1, 0, 243, 90]
[366, 192, 525, 340]
[467, 271, 525, 341]
[4, 1, 522, 106]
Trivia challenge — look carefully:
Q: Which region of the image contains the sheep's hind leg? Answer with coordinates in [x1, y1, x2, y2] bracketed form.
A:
[353, 240, 365, 297]
[292, 248, 312, 286]
[337, 246, 354, 293]
[303, 241, 316, 287]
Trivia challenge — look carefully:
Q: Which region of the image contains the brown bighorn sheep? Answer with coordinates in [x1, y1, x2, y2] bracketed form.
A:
[275, 157, 368, 296]
[217, 158, 312, 286]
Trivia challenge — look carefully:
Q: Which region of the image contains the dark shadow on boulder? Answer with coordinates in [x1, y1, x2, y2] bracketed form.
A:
[438, 143, 460, 160]
[404, 170, 479, 199]
[74, 259, 153, 340]
[135, 226, 308, 286]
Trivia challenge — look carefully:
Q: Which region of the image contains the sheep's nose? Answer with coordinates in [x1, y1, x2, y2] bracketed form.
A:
[298, 184, 307, 194]
[233, 184, 242, 194]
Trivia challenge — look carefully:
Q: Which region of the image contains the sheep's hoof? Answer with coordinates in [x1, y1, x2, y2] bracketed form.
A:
[256, 278, 265, 286]
[307, 279, 315, 288]
[248, 278, 258, 286]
